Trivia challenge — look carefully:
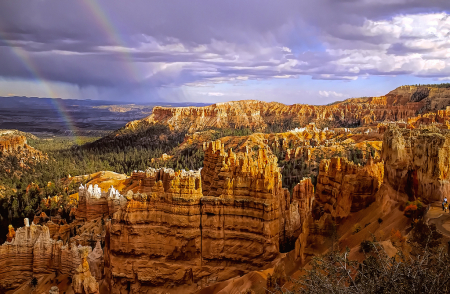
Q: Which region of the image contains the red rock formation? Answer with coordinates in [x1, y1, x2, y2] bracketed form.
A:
[315, 157, 384, 218]
[106, 169, 203, 293]
[123, 86, 450, 133]
[87, 241, 104, 281]
[127, 101, 268, 132]
[104, 142, 314, 292]
[382, 125, 450, 202]
[285, 146, 312, 161]
[0, 133, 48, 182]
[266, 262, 287, 292]
[32, 212, 75, 243]
[201, 140, 285, 264]
[0, 219, 86, 290]
[33, 212, 50, 224]
[292, 178, 314, 262]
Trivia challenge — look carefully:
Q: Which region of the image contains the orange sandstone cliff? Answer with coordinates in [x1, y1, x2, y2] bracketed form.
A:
[382, 125, 450, 202]
[124, 86, 450, 133]
[315, 157, 384, 219]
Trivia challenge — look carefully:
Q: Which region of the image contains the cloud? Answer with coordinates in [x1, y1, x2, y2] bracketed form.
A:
[319, 91, 344, 97]
[314, 13, 450, 79]
[0, 0, 450, 101]
[207, 92, 225, 96]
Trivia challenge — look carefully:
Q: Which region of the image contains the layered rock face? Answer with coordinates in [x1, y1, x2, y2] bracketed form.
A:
[105, 140, 314, 292]
[75, 184, 126, 221]
[201, 141, 286, 262]
[106, 168, 203, 292]
[382, 125, 450, 202]
[87, 241, 104, 281]
[285, 146, 312, 161]
[406, 111, 450, 129]
[315, 157, 384, 219]
[0, 219, 88, 290]
[124, 86, 450, 133]
[0, 134, 27, 152]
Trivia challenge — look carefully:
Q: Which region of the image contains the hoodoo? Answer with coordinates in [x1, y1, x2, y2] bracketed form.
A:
[102, 140, 314, 292]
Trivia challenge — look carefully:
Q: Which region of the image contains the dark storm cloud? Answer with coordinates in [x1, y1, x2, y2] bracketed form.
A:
[1, 0, 450, 96]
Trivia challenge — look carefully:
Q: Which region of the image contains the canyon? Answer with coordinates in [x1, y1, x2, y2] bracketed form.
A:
[2, 85, 450, 293]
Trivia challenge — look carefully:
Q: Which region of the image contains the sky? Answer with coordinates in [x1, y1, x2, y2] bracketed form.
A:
[0, 0, 449, 105]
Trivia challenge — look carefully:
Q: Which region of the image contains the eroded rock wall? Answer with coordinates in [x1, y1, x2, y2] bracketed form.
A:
[75, 184, 126, 221]
[0, 220, 87, 290]
[124, 86, 450, 133]
[382, 125, 450, 202]
[315, 157, 384, 219]
[106, 169, 203, 292]
[292, 178, 314, 262]
[201, 141, 284, 264]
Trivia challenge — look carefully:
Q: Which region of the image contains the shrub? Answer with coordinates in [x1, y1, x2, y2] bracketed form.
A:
[360, 240, 373, 253]
[403, 200, 426, 219]
[403, 204, 417, 218]
[30, 277, 38, 288]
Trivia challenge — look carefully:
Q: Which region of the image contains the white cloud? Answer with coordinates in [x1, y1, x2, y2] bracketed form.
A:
[207, 92, 225, 96]
[319, 91, 344, 97]
[318, 12, 450, 79]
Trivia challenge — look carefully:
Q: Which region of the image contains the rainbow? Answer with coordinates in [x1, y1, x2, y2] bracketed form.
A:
[0, 32, 82, 143]
[0, 0, 141, 144]
[79, 0, 140, 81]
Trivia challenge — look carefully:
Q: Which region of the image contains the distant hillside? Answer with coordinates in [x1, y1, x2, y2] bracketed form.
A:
[0, 96, 209, 137]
